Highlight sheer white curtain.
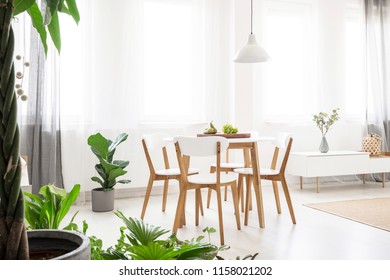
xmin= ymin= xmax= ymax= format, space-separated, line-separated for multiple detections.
xmin=366 ymin=0 xmax=390 ymax=151
xmin=59 ymin=0 xmax=234 ymax=192
xmin=253 ymin=0 xmax=366 ymax=124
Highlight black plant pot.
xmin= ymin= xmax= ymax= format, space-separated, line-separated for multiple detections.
xmin=91 ymin=188 xmax=115 ymax=212
xmin=28 ymin=230 xmax=90 ymax=260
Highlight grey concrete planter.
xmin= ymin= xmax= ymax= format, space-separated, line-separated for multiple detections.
xmin=91 ymin=188 xmax=115 ymax=212
xmin=28 ymin=230 xmax=90 ymax=260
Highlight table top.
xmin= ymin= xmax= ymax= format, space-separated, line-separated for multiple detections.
xmin=165 ymin=136 xmax=275 ymax=143
xmin=227 ymin=136 xmax=275 ymax=143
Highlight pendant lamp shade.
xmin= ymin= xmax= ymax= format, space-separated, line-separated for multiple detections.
xmin=234 ymin=34 xmax=270 ymax=63
xmin=234 ymin=0 xmax=270 ymax=63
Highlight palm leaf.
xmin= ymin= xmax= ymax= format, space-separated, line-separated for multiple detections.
xmin=127 ymin=243 xmax=177 ymax=260
xmin=115 ymin=211 xmax=168 ymax=246
xmin=175 ymin=243 xmax=219 ymax=260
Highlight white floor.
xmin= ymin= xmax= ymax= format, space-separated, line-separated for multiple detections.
xmin=69 ymin=180 xmax=390 ymax=260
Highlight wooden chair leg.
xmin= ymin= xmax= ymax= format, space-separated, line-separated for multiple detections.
xmin=141 ymin=177 xmax=154 ymax=220
xmin=181 ymin=188 xmax=187 ymax=226
xmin=245 ymin=175 xmax=252 ymax=210
xmin=244 ymin=177 xmax=251 ymax=226
xmin=195 ymin=189 xmax=203 ymax=226
xmin=280 ymin=177 xmax=296 ymax=224
xmin=237 ymin=174 xmax=245 ymax=212
xmin=206 ymin=188 xmax=212 ymax=208
xmin=215 ymin=187 xmax=225 ymax=245
xmin=173 ymin=188 xmax=187 ymax=234
xmin=224 ymin=186 xmax=228 ymax=201
xmin=199 ymin=189 xmax=204 ymax=216
xmin=162 ymin=179 xmax=169 ymax=212
xmin=231 ymin=182 xmax=241 ymax=230
xmin=252 ymin=175 xmax=265 ymax=228
xmin=272 ymin=180 xmax=282 ymax=214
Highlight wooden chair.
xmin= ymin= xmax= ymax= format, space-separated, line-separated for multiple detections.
xmin=234 ymin=132 xmax=296 ymax=226
xmin=140 ymin=133 xmax=199 ymax=220
xmin=206 ymin=132 xmax=259 ymax=209
xmin=172 ymin=136 xmax=241 ymax=245
xmin=207 ymin=154 xmax=245 ymax=208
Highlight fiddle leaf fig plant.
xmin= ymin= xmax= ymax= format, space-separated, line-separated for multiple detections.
xmin=88 ymin=133 xmax=131 ymax=191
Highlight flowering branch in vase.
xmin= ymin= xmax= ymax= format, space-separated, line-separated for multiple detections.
xmin=313 ymin=108 xmax=340 ymax=137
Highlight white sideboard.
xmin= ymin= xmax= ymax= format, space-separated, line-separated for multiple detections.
xmin=287 ymin=150 xmax=390 ymax=192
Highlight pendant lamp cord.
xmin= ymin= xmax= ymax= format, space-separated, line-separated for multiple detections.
xmin=250 ymin=0 xmax=253 ymax=34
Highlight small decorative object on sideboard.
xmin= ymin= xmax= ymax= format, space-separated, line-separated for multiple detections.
xmin=362 ymin=133 xmax=382 ymax=155
xmin=313 ymin=108 xmax=340 ymax=153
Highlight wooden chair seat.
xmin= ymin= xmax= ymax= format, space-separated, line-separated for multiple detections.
xmin=234 ymin=167 xmax=280 ymax=176
xmin=188 ymin=173 xmax=238 ymax=185
xmin=155 ymin=168 xmax=198 ymax=177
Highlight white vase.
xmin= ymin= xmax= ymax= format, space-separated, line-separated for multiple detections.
xmin=319 ymin=136 xmax=329 ymax=153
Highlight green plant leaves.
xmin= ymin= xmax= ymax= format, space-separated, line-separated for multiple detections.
xmin=27 ymin=3 xmax=49 ymax=55
xmin=88 ymin=133 xmax=130 ymax=190
xmin=47 ymin=10 xmax=61 ymax=53
xmin=109 ymin=133 xmax=128 ymax=154
xmin=24 ymin=184 xmax=80 ymax=229
xmin=65 ymin=0 xmax=80 ymax=24
xmin=88 ymin=133 xmax=109 ymax=160
xmin=55 ymin=184 xmax=80 ymax=227
xmin=127 ymin=243 xmax=177 ymax=260
xmin=115 ymin=211 xmax=169 ymax=246
xmin=14 ymin=0 xmax=35 ymax=16
xmin=16 ymin=0 xmax=80 ymax=55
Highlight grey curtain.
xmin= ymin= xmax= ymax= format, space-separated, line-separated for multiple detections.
xmin=365 ymin=0 xmax=390 ymax=182
xmin=20 ymin=26 xmax=64 ymax=194
xmin=365 ymin=0 xmax=390 ymax=151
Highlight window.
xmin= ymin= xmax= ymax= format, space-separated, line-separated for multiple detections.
xmin=257 ymin=0 xmax=366 ymax=122
xmin=141 ymin=0 xmax=204 ymax=122
xmin=345 ymin=2 xmax=365 ymax=119
xmin=261 ymin=0 xmax=315 ymax=121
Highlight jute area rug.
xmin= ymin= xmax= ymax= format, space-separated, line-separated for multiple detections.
xmin=305 ymin=197 xmax=390 ymax=232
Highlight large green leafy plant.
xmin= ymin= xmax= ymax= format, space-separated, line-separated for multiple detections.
xmin=88 ymin=133 xmax=131 ymax=191
xmin=24 ymin=184 xmax=80 ymax=230
xmin=0 ymin=0 xmax=79 ymax=259
xmin=91 ymin=211 xmax=226 ymax=260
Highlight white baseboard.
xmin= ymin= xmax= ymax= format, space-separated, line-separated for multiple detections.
xmin=76 ymin=184 xmax=180 ymax=205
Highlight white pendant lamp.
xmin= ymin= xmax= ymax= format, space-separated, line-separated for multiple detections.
xmin=234 ymin=0 xmax=270 ymax=63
